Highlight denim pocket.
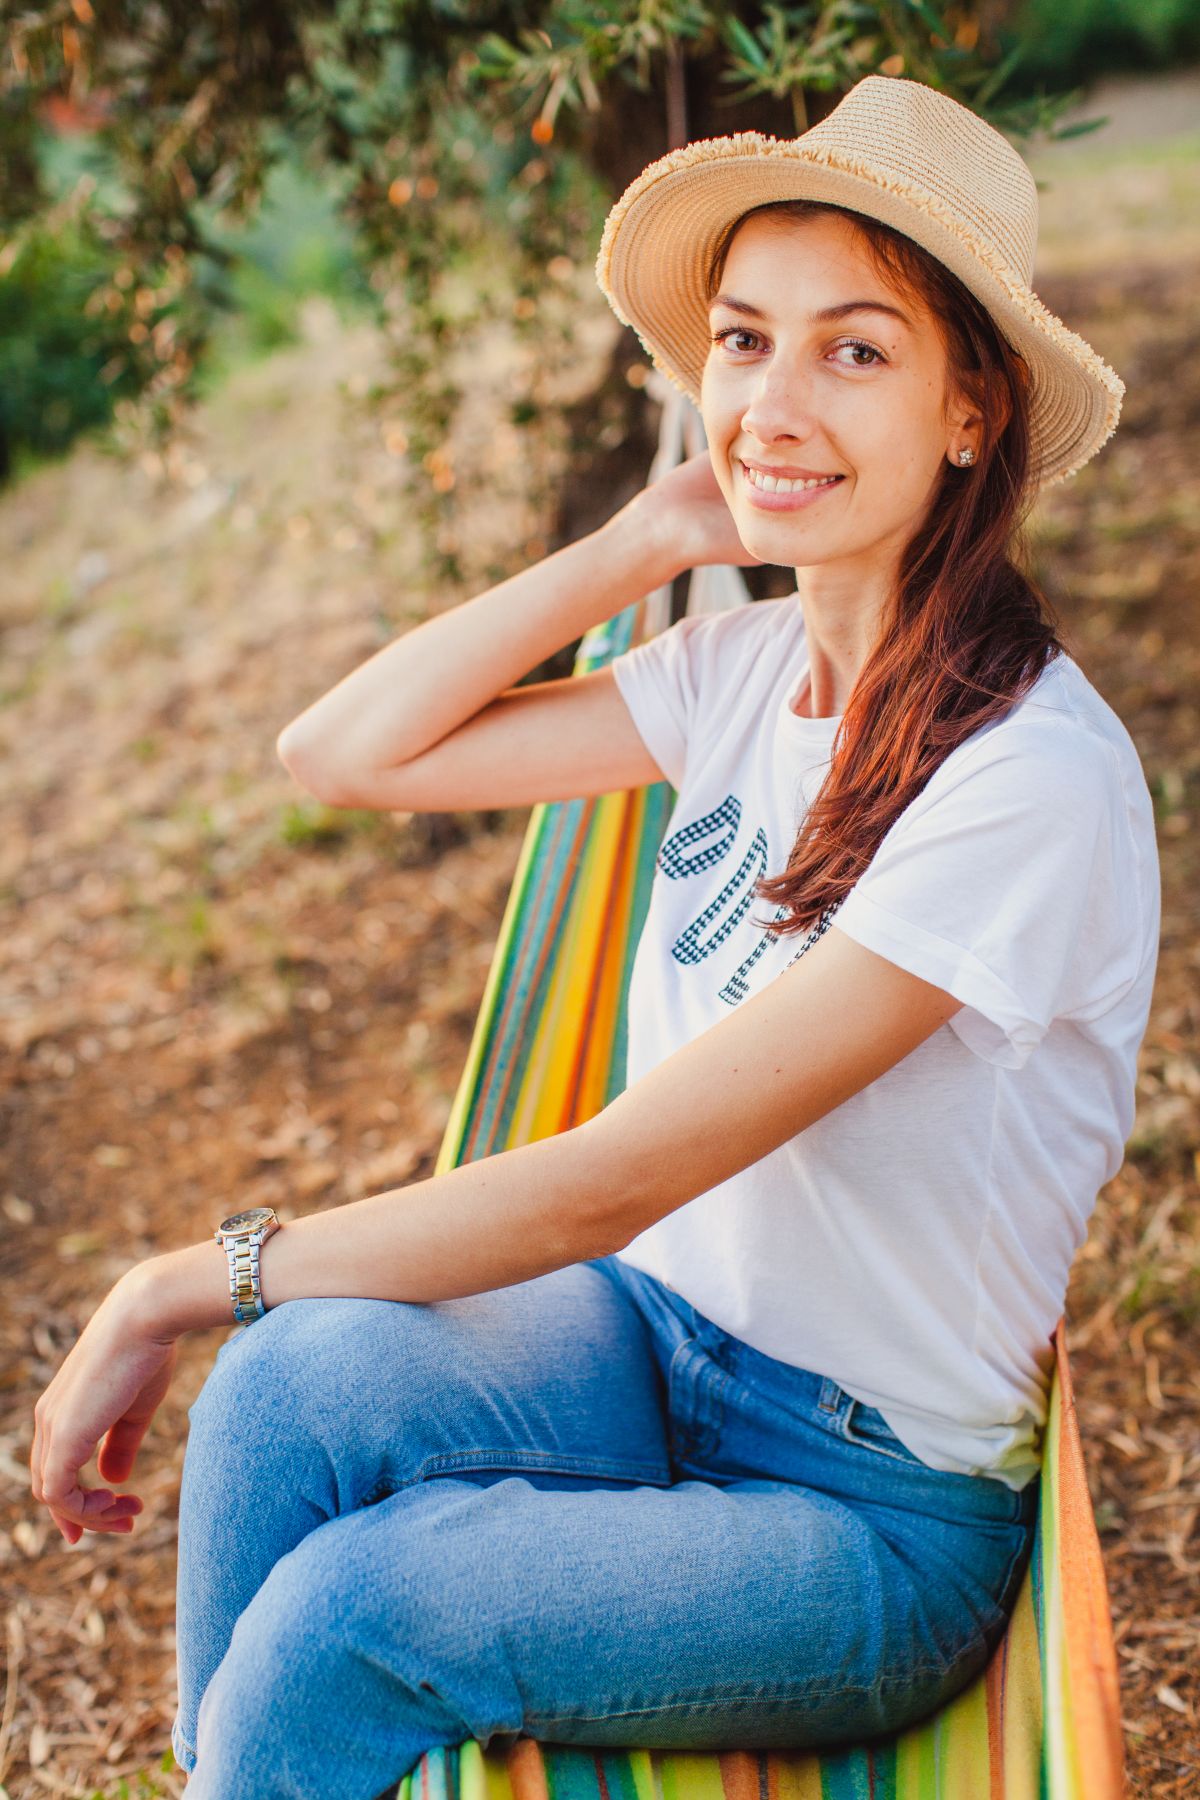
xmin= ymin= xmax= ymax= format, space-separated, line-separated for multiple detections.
xmin=667 ymin=1336 xmax=729 ymax=1459
xmin=842 ymin=1399 xmax=926 ymax=1466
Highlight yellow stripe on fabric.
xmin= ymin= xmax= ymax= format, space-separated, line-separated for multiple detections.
xmin=896 ymin=1713 xmax=939 ymax=1798
xmin=626 ymin=1749 xmax=661 ymax=1800
xmin=657 ymin=1753 xmax=728 ymax=1800
xmin=508 ymin=793 xmax=629 ymax=1144
xmin=457 ymin=1743 xmax=489 ymax=1800
xmin=771 ymin=1754 xmax=824 ymax=1800
xmin=550 ymin=789 xmax=639 ymax=1126
xmin=1040 ymin=1378 xmax=1074 ymax=1798
xmin=931 ymin=1664 xmax=990 ymax=1798
xmin=1002 ymin=1577 xmax=1043 ymax=1800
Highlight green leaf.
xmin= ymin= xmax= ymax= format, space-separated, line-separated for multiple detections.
xmin=1051 ymin=114 xmax=1109 ymax=141
xmin=903 ymin=0 xmax=952 ymax=43
xmin=723 ymin=15 xmax=769 ymax=71
xmin=971 ymin=41 xmax=1026 ymax=110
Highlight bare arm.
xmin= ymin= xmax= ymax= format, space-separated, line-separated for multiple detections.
xmin=133 ymin=925 xmax=963 ymax=1329
xmin=276 ymin=501 xmax=679 ymax=803
xmin=30 ymin=923 xmax=962 ymax=1540
xmin=275 ymin=453 xmax=761 ymax=810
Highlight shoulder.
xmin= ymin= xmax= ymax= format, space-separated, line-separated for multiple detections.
xmin=663 ymin=594 xmax=800 ymax=653
xmin=921 ymin=652 xmax=1147 ymax=815
xmin=614 ymin=595 xmax=803 ymax=693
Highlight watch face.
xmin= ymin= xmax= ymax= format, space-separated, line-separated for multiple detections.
xmin=219 ymin=1207 xmax=276 ymax=1235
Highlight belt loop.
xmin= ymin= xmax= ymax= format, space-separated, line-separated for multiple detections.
xmin=817 ymin=1375 xmax=842 ymax=1414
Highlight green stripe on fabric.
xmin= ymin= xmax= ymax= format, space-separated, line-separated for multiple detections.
xmin=541 ymin=1745 xmax=609 ymax=1800
xmin=866 ymin=1743 xmax=899 ymax=1800
xmin=438 ymin=800 xmax=550 ymax=1166
xmin=627 ymin=1749 xmax=661 ymax=1800
xmin=818 ymin=1745 xmax=894 ymax=1800
xmin=595 ymin=1750 xmax=647 ymax=1800
xmin=896 ymin=1723 xmax=937 ymax=1798
xmin=576 ymin=604 xmax=640 ymax=674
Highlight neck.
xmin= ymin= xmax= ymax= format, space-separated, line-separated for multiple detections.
xmin=790 ymin=556 xmax=893 ymax=719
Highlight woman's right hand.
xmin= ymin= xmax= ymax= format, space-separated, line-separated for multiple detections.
xmin=30 ymin=1268 xmax=180 ymax=1544
xmin=619 ymin=451 xmax=765 ymax=577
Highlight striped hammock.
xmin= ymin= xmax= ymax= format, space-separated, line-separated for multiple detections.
xmin=409 ymin=387 xmax=1125 ymax=1800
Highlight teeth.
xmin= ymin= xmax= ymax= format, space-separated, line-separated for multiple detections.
xmin=741 ymin=464 xmax=840 ymax=493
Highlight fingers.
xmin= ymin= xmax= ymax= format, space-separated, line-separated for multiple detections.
xmin=31 ymin=1415 xmax=146 ymax=1541
xmin=50 ymin=1506 xmax=135 ymax=1546
xmin=52 ymin=1512 xmax=83 ymax=1547
xmin=44 ymin=1486 xmax=145 ymax=1541
xmin=96 ymin=1416 xmax=150 ymax=1484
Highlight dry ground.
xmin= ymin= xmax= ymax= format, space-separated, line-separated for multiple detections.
xmin=1 ymin=74 xmax=1198 ymax=1799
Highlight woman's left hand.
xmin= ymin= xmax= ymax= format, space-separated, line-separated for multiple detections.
xmin=30 ymin=1270 xmax=180 ymax=1546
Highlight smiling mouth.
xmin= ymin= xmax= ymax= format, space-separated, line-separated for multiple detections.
xmin=737 ymin=461 xmax=845 ymax=494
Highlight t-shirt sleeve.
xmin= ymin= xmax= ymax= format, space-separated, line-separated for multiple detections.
xmin=609 ymin=613 xmax=710 ymax=789
xmin=831 ymin=723 xmax=1146 ymax=1071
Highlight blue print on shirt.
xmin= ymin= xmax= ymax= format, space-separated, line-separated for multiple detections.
xmin=657 ymin=792 xmax=843 ymax=1006
xmin=655 ymin=793 xmax=741 ymax=879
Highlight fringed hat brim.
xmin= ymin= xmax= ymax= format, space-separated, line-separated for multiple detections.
xmin=595 ymin=133 xmax=1124 ymax=491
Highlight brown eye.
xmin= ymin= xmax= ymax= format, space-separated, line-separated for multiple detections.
xmin=831 ymin=339 xmax=886 ymax=368
xmin=711 ymin=327 xmax=762 ymax=353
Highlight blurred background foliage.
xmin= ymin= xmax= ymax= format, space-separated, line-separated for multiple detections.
xmin=0 ymin=0 xmax=1195 ymax=575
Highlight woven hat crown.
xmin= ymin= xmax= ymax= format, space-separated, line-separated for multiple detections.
xmin=797 ymin=76 xmax=1038 ymax=284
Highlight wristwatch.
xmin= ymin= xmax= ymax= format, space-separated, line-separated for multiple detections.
xmin=213 ymin=1207 xmax=281 ymax=1326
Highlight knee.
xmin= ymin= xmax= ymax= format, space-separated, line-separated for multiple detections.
xmin=184 ymin=1296 xmax=468 ymax=1523
xmin=188 ymin=1297 xmax=400 ymax=1439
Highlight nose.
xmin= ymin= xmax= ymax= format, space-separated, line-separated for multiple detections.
xmin=738 ymin=354 xmax=818 ymax=449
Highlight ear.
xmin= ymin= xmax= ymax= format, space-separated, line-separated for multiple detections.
xmin=945 ymin=393 xmax=984 ymax=469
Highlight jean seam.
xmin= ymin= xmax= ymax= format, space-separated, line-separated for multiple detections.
xmin=524 ymin=1664 xmax=959 ymax=1727
xmin=409 ymin=1448 xmax=670 ymax=1486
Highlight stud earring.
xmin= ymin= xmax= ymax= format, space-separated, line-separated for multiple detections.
xmin=957 ymin=446 xmax=976 ymax=466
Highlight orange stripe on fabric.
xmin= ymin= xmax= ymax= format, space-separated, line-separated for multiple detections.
xmin=985 ymin=1634 xmax=1007 ymax=1799
xmin=508 ymin=797 xmax=624 ymax=1141
xmin=566 ymin=790 xmax=642 ymax=1124
xmin=505 ymin=1739 xmax=550 ymax=1800
xmin=1052 ymin=1321 xmax=1125 ymax=1798
xmin=557 ymin=793 xmax=637 ymax=1128
xmin=714 ymin=1751 xmax=761 ymax=1800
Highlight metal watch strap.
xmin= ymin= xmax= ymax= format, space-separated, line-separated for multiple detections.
xmin=225 ymin=1232 xmax=268 ymax=1327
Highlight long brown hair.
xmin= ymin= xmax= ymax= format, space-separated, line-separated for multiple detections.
xmin=705 ymin=199 xmax=1067 ymax=943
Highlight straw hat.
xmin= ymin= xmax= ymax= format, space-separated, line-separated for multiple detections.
xmin=594 ymin=75 xmax=1123 ymax=489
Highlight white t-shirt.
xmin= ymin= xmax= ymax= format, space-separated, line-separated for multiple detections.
xmin=609 ymin=593 xmax=1160 ymax=1490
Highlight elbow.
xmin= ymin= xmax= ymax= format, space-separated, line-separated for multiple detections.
xmin=569 ymin=1117 xmax=669 ymax=1255
xmin=275 ymin=722 xmax=355 ymax=807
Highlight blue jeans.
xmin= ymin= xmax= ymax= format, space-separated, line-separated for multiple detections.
xmin=171 ymin=1254 xmax=1038 ymax=1799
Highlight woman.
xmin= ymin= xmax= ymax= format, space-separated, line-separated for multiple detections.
xmin=30 ymin=76 xmax=1159 ymax=1799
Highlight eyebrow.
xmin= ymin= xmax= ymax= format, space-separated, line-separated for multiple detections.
xmin=709 ymin=295 xmax=914 ymax=330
